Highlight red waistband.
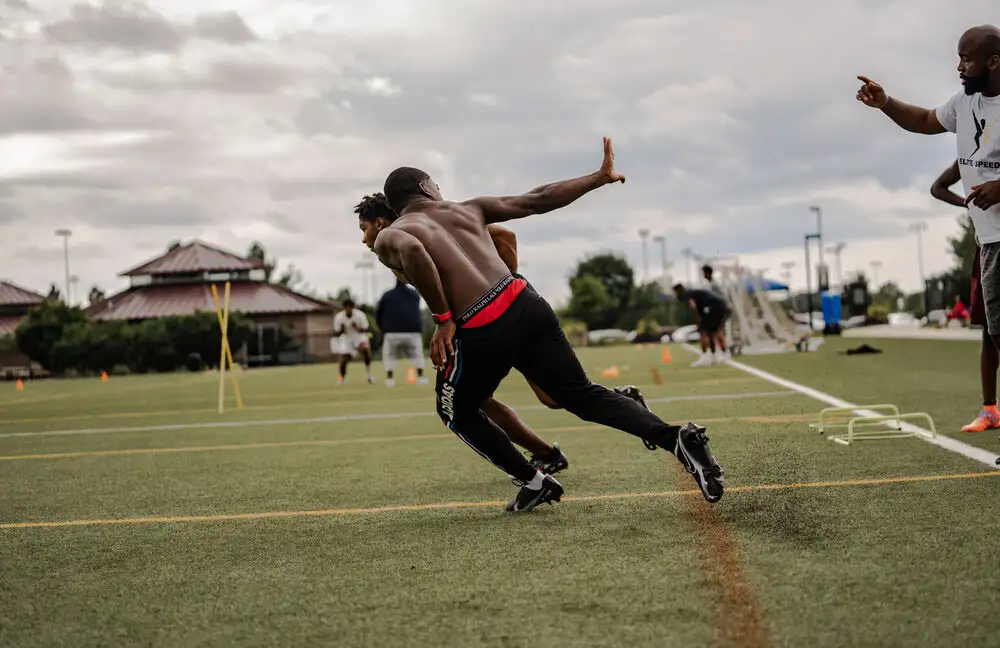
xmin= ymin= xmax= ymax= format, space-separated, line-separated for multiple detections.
xmin=461 ymin=278 xmax=527 ymax=328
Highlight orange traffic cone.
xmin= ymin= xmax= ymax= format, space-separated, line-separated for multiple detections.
xmin=661 ymin=346 xmax=672 ymax=364
xmin=406 ymin=367 xmax=417 ymax=384
xmin=651 ymin=368 xmax=663 ymax=385
xmin=600 ymin=365 xmax=620 ymax=379
xmin=16 ymin=378 xmax=23 ymax=391
xmin=101 ymin=371 xmax=108 ymax=382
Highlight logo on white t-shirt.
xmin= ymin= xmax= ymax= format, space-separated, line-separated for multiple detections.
xmin=936 ymin=92 xmax=1000 ymax=242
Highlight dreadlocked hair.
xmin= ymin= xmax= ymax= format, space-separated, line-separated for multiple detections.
xmin=354 ymin=192 xmax=395 ymax=223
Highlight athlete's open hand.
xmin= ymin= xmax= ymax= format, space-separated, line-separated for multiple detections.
xmin=599 ymin=137 xmax=626 ymax=185
xmin=967 ymin=180 xmax=1000 ymax=210
xmin=856 ymin=76 xmax=888 ymax=109
xmin=430 ymin=320 xmax=456 ymax=369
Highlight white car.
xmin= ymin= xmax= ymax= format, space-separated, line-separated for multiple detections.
xmin=670 ymin=325 xmax=701 ymax=343
xmin=587 ymin=329 xmax=631 ymax=345
xmin=888 ymin=312 xmax=920 ymax=327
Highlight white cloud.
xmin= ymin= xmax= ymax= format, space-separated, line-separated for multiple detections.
xmin=0 ymin=0 xmax=993 ymax=310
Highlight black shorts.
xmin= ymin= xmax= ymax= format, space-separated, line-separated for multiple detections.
xmin=436 ymin=288 xmax=589 ymax=430
xmin=699 ymin=308 xmax=730 ymax=334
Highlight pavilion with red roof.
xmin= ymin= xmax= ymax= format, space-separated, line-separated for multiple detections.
xmin=87 ymin=241 xmax=337 ymax=365
xmin=0 ymin=280 xmax=45 ymax=338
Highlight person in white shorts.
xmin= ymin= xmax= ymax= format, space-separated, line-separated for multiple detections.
xmin=332 ymin=299 xmax=374 ymax=385
xmin=376 ymin=278 xmax=428 ymax=386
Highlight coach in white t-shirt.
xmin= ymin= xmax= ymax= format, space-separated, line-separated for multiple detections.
xmin=332 ymin=298 xmax=374 ymax=385
xmin=857 ymin=24 xmax=1000 ymax=434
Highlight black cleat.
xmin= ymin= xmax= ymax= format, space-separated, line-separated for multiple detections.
xmin=666 ymin=423 xmax=725 ymax=503
xmin=505 ymin=474 xmax=564 ymax=513
xmin=529 ymin=442 xmax=569 ymax=475
xmin=614 ymin=384 xmax=648 ymax=409
xmin=616 ymin=384 xmax=725 ymax=503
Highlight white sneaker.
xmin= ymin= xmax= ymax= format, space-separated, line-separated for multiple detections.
xmin=337 ymin=376 xmax=345 ymax=386
xmin=690 ymin=354 xmax=713 ymax=368
xmin=367 ymin=375 xmax=375 ymax=385
xmin=386 ymin=378 xmax=396 ymax=387
xmin=417 ymin=377 xmax=428 ymax=386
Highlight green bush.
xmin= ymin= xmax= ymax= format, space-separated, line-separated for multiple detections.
xmin=14 ymin=300 xmax=88 ymax=371
xmin=866 ymin=304 xmax=889 ymax=325
xmin=558 ymin=318 xmax=588 ymax=346
xmin=16 ymin=306 xmax=254 ymax=375
xmin=636 ymin=317 xmax=661 ymax=337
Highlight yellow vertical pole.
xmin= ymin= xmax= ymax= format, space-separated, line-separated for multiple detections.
xmin=211 ymin=283 xmax=243 ymax=409
xmin=216 ymin=282 xmax=232 ymax=414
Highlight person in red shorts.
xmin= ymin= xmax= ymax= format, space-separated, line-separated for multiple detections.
xmin=947 ymin=296 xmax=970 ymax=324
xmin=931 ymin=160 xmax=996 ymax=432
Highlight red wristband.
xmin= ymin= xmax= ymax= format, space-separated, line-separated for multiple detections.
xmin=432 ymin=311 xmax=452 ymax=325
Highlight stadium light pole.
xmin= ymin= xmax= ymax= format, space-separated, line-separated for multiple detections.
xmin=70 ymin=275 xmax=80 ymax=306
xmin=54 ymin=229 xmax=72 ymax=303
xmin=638 ymin=229 xmax=650 ymax=283
xmin=681 ymin=248 xmax=694 ymax=284
xmin=909 ymin=222 xmax=929 ymax=315
xmin=870 ymin=260 xmax=882 ymax=288
xmin=781 ymin=261 xmax=795 ymax=288
xmin=809 ymin=206 xmax=824 ymax=273
xmin=652 ymin=235 xmax=667 ymax=280
xmin=355 ymin=259 xmax=374 ymax=305
xmin=827 ymin=242 xmax=846 ymax=288
xmin=805 ymin=234 xmax=821 ymax=331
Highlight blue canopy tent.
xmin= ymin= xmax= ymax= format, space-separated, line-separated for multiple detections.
xmin=744 ymin=277 xmax=789 ymax=294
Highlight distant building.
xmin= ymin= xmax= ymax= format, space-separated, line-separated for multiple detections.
xmin=86 ymin=241 xmax=337 ymax=365
xmin=0 ymin=281 xmax=45 ymax=337
xmin=0 ymin=281 xmax=46 ymax=373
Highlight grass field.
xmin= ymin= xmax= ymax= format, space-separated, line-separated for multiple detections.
xmin=2 ymin=337 xmax=1000 ymax=648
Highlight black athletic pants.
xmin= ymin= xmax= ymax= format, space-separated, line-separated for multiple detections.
xmin=436 ymin=288 xmax=681 ymax=482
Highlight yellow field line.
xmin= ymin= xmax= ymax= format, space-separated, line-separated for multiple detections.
xmin=0 ymin=415 xmax=815 ymax=462
xmin=3 ymin=471 xmax=997 ymax=530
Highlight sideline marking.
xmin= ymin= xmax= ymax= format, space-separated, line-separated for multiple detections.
xmin=0 ymin=390 xmax=799 ymax=439
xmin=0 ymin=376 xmax=761 ymax=425
xmin=683 ymin=345 xmax=1000 ymax=470
xmin=3 ymin=470 xmax=997 ymax=530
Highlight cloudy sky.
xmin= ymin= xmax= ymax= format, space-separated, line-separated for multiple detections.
xmin=0 ymin=0 xmax=994 ymax=306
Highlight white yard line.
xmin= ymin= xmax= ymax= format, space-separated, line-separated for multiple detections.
xmin=682 ymin=344 xmax=1000 ymax=469
xmin=0 ymin=390 xmax=798 ymax=439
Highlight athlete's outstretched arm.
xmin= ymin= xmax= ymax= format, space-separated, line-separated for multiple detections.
xmin=856 ymin=76 xmax=945 ymax=135
xmin=931 ymin=161 xmax=966 ymax=208
xmin=374 ymin=229 xmax=449 ymax=316
xmin=465 ymin=137 xmax=626 ymax=224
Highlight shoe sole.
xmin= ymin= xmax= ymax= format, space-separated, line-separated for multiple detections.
xmin=673 ymin=425 xmax=725 ymax=503
xmin=537 ymin=459 xmax=569 ymax=475
xmin=506 ymin=482 xmax=564 ymax=513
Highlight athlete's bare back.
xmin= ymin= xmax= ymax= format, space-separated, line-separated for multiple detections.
xmin=384 ymin=203 xmax=511 ymax=317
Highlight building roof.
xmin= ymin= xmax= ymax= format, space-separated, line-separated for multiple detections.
xmin=0 ymin=281 xmax=44 ymax=308
xmin=121 ymin=240 xmax=265 ymax=277
xmin=0 ymin=315 xmax=25 ymax=336
xmin=87 ymin=282 xmax=333 ymax=321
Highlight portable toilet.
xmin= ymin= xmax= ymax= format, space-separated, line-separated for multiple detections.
xmin=821 ymin=292 xmax=843 ymax=334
